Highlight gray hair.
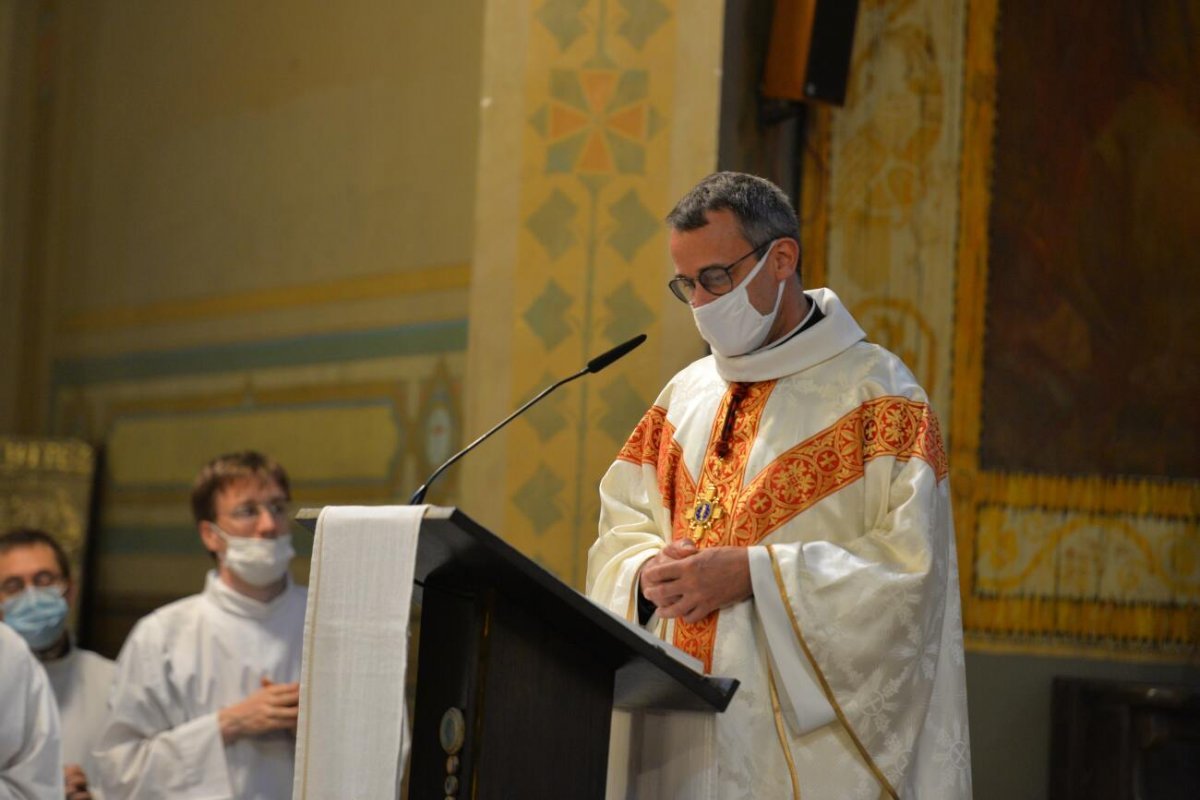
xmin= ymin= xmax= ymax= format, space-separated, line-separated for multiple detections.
xmin=665 ymin=172 xmax=800 ymax=250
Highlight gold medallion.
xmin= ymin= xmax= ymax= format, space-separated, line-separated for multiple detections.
xmin=688 ymin=485 xmax=724 ymax=543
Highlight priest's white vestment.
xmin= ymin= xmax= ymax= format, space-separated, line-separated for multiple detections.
xmin=95 ymin=571 xmax=306 ymax=799
xmin=588 ymin=289 xmax=972 ymax=799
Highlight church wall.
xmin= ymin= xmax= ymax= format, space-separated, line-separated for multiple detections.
xmin=460 ymin=0 xmax=725 ymax=585
xmin=0 ymin=0 xmax=38 ymax=433
xmin=6 ymin=0 xmax=485 ymax=654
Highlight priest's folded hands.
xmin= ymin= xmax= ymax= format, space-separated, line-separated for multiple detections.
xmin=639 ymin=539 xmax=753 ymax=623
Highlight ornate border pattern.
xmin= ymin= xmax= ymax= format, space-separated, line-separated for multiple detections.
xmin=616 ymin=390 xmax=950 ymax=671
xmin=952 ymin=0 xmax=1199 ymax=657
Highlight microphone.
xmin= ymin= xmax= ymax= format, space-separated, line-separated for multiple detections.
xmin=409 ymin=334 xmax=648 ymax=504
xmin=586 ymin=333 xmax=646 ymax=373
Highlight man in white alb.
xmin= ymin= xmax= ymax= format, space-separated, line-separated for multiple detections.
xmin=0 ymin=528 xmax=116 ymax=799
xmin=588 ymin=172 xmax=972 ymax=799
xmin=0 ymin=620 xmax=63 ymax=799
xmin=95 ymin=451 xmax=306 ymax=799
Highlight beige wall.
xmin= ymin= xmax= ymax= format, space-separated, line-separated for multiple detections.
xmin=1 ymin=0 xmax=485 ymax=651
xmin=0 ymin=1 xmax=37 ymax=432
xmin=47 ymin=0 xmax=482 ymax=364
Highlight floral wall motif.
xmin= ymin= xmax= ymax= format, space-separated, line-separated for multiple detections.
xmin=823 ymin=0 xmax=1198 ymax=658
xmin=463 ymin=0 xmax=720 ymax=585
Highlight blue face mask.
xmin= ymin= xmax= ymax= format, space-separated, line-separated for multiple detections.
xmin=2 ymin=585 xmax=69 ymax=651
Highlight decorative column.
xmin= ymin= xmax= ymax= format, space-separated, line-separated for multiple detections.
xmin=462 ymin=0 xmax=723 ymax=586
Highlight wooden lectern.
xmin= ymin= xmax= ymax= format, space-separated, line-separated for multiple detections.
xmin=300 ymin=506 xmax=737 ymax=800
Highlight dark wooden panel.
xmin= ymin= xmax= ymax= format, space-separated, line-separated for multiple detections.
xmin=474 ymin=593 xmax=613 ymax=800
xmin=1050 ymin=677 xmax=1200 ymax=800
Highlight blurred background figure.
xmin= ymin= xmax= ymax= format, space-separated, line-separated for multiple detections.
xmin=0 ymin=621 xmax=63 ymax=799
xmin=0 ymin=528 xmax=113 ymax=800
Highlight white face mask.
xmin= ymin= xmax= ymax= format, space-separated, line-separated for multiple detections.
xmin=214 ymin=527 xmax=294 ymax=587
xmin=691 ymin=241 xmax=783 ymax=357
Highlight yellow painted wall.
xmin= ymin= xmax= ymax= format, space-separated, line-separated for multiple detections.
xmin=462 ymin=0 xmax=723 ymax=586
xmin=2 ymin=0 xmax=485 ymax=652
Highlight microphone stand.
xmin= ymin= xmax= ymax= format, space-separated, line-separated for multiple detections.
xmin=409 ymin=334 xmax=647 ymax=504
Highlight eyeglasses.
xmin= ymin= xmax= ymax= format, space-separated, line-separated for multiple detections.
xmin=0 ymin=572 xmax=66 ymax=600
xmin=222 ymin=499 xmax=292 ymax=523
xmin=667 ymin=242 xmax=770 ymax=304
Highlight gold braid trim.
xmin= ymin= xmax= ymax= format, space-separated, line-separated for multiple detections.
xmin=766 ymin=546 xmax=899 ymax=800
xmin=766 ymin=661 xmax=802 ymax=800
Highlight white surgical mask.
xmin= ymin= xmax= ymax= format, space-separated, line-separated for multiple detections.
xmin=691 ymin=241 xmax=784 ymax=357
xmin=214 ymin=527 xmax=294 ymax=587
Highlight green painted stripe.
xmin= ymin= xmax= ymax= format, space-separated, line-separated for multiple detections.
xmin=54 ymin=319 xmax=468 ymax=386
xmin=99 ymin=525 xmax=315 ymax=558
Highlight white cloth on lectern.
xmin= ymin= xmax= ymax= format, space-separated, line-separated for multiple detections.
xmin=292 ymin=506 xmax=423 ymax=800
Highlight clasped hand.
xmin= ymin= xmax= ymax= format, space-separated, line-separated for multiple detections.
xmin=639 ymin=539 xmax=752 ymax=624
xmin=218 ymin=676 xmax=300 ymax=744
xmin=64 ymin=763 xmax=92 ymax=800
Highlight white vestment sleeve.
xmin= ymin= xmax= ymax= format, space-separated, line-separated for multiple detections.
xmin=748 ymin=546 xmax=836 ymax=735
xmin=588 ymin=459 xmax=670 ymax=624
xmin=0 ymin=628 xmax=63 ymax=800
xmin=753 ymin=453 xmax=957 ymax=792
xmin=94 ymin=624 xmax=232 ymax=799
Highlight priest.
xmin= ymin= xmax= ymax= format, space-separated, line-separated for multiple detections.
xmin=588 ymin=172 xmax=972 ymax=799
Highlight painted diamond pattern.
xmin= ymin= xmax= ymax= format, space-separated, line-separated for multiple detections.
xmin=536 ymin=0 xmax=588 ymax=51
xmin=607 ymin=189 xmax=659 ymax=262
xmin=598 ymin=375 xmax=648 ymax=443
xmin=606 ymin=70 xmax=649 ymax=112
xmin=617 ymin=0 xmax=670 ymax=50
xmin=535 ymin=68 xmax=655 ymax=175
xmin=522 ymin=371 xmax=569 ymax=441
xmin=523 ymin=279 xmax=574 ymax=350
xmin=513 ymin=462 xmax=566 ymax=532
xmin=528 ymin=104 xmax=549 ymax=136
xmin=526 ymin=189 xmax=579 ymax=259
xmin=603 ymin=281 xmax=655 ymax=344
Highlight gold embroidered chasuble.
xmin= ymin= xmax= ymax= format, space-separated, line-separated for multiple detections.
xmin=588 ymin=289 xmax=972 ymax=800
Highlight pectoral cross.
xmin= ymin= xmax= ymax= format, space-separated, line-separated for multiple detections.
xmin=688 ymin=485 xmax=724 ymax=544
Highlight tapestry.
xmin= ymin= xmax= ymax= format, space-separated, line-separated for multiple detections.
xmin=954 ymin=0 xmax=1200 ymax=658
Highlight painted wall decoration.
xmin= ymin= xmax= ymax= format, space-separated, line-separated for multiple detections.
xmin=817 ymin=0 xmax=1198 ymax=658
xmin=954 ymin=0 xmax=1200 ymax=658
xmin=463 ymin=0 xmax=721 ymax=587
xmin=51 ymin=313 xmax=466 ymax=655
xmin=823 ymin=0 xmax=964 ymax=425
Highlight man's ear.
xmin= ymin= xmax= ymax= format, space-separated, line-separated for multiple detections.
xmin=198 ymin=521 xmax=222 ymax=557
xmin=770 ymin=238 xmax=801 ymax=280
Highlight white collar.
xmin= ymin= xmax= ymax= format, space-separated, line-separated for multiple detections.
xmin=712 ymin=288 xmax=865 ymax=382
xmin=204 ymin=569 xmax=291 ymax=620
